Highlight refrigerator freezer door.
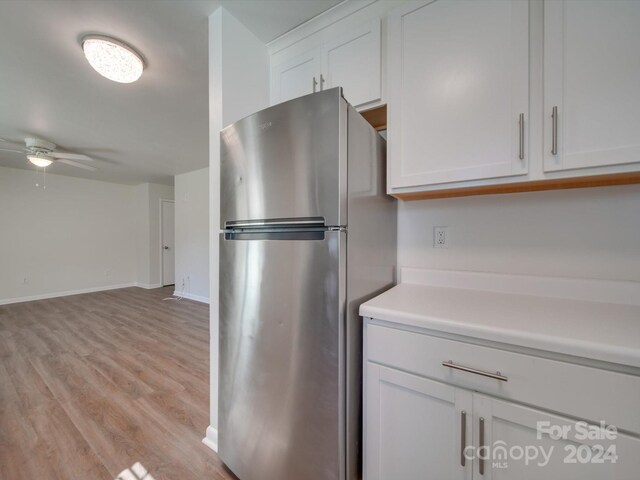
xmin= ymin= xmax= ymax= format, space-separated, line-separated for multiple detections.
xmin=219 ymin=230 xmax=346 ymax=480
xmin=220 ymin=88 xmax=347 ymax=228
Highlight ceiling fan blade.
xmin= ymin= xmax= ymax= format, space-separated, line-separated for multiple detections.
xmin=56 ymin=159 xmax=97 ymax=171
xmin=51 ymin=151 xmax=94 ymax=161
xmin=0 ymin=147 xmax=26 ymax=154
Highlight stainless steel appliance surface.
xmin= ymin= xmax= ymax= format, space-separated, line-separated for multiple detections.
xmin=219 ymin=88 xmax=397 ymax=480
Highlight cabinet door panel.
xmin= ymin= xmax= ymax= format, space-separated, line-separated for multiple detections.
xmin=323 ymin=19 xmax=381 ymax=108
xmin=473 ymin=393 xmax=640 ymax=479
xmin=544 ymin=0 xmax=640 ymax=172
xmin=388 ymin=0 xmax=529 ymax=189
xmin=365 ymin=363 xmax=472 ymax=480
xmin=271 ymin=48 xmax=321 ymax=105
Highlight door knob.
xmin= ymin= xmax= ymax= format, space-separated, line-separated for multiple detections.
xmin=163 ymin=246 xmax=169 ymax=250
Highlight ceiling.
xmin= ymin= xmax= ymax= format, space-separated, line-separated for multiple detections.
xmin=0 ymin=0 xmax=341 ymax=185
xmin=223 ymin=0 xmax=342 ymax=43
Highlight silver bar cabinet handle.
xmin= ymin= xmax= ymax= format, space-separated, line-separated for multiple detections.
xmin=312 ymin=76 xmax=318 ymax=93
xmin=479 ymin=417 xmax=485 ymax=475
xmin=551 ymin=106 xmax=558 ymax=155
xmin=320 ymin=74 xmax=325 ymax=91
xmin=442 ymin=360 xmax=508 ymax=382
xmin=518 ymin=113 xmax=525 ymax=160
xmin=460 ymin=411 xmax=467 ymax=467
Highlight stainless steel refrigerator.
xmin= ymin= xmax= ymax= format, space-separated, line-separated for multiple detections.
xmin=219 ymin=88 xmax=396 ymax=480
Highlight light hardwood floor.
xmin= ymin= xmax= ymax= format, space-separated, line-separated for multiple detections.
xmin=0 ymin=286 xmax=237 ymax=480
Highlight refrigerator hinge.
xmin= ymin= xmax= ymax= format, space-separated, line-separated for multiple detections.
xmin=327 ymin=226 xmax=346 ymax=232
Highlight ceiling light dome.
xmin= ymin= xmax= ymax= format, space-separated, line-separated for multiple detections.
xmin=28 ymin=153 xmax=53 ymax=168
xmin=81 ymin=35 xmax=144 ymax=83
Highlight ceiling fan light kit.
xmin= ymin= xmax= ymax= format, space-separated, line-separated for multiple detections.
xmin=0 ymin=137 xmax=97 ymax=172
xmin=27 ymin=153 xmax=53 ymax=167
xmin=81 ymin=34 xmax=145 ymax=83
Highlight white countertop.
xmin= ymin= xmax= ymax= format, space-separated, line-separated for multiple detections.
xmin=360 ymin=269 xmax=640 ymax=368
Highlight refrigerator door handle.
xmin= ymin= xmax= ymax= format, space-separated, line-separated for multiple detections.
xmin=224 ymin=230 xmax=328 ymax=241
xmin=225 ymin=217 xmax=325 ymax=229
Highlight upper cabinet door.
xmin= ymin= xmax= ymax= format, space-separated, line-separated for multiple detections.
xmin=270 ymin=47 xmax=321 ymax=105
xmin=322 ymin=19 xmax=382 ymax=108
xmin=388 ymin=0 xmax=529 ymax=190
xmin=544 ymin=0 xmax=640 ymax=172
xmin=365 ymin=363 xmax=472 ymax=480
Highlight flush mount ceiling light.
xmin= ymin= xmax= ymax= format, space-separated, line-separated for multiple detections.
xmin=81 ymin=34 xmax=144 ymax=83
xmin=27 ymin=153 xmax=53 ymax=168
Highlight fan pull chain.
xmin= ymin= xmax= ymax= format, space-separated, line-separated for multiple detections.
xmin=34 ymin=167 xmax=47 ymax=189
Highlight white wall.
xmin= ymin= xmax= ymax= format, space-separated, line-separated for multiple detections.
xmin=175 ymin=167 xmax=209 ymax=302
xmin=0 ymin=166 xmax=137 ymax=303
xmin=398 ymin=184 xmax=640 ymax=282
xmin=135 ymin=183 xmax=152 ymax=287
xmin=207 ymin=6 xmax=270 ymax=448
xmin=0 ymin=166 xmax=175 ymax=303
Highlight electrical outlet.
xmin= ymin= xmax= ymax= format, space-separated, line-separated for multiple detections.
xmin=433 ymin=226 xmax=448 ymax=248
xmin=22 ymin=276 xmax=29 ymax=285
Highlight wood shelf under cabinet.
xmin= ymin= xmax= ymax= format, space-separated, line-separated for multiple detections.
xmin=361 ymin=104 xmax=387 ymax=131
xmin=393 ymin=172 xmax=640 ymax=201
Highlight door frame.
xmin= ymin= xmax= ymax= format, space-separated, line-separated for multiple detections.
xmin=159 ymin=198 xmax=175 ymax=287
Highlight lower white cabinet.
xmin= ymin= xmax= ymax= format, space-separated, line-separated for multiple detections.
xmin=366 ymin=364 xmax=472 ymax=480
xmin=364 ymin=321 xmax=640 ymax=479
xmin=474 ymin=394 xmax=640 ymax=479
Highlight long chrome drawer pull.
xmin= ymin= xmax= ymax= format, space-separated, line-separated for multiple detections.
xmin=518 ymin=113 xmax=525 ymax=160
xmin=479 ymin=417 xmax=486 ymax=475
xmin=460 ymin=410 xmax=467 ymax=467
xmin=551 ymin=106 xmax=558 ymax=155
xmin=442 ymin=360 xmax=508 ymax=382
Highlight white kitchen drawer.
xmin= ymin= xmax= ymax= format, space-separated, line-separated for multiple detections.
xmin=367 ymin=323 xmax=640 ymax=434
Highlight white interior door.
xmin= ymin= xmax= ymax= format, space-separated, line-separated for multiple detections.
xmin=161 ymin=200 xmax=175 ymax=286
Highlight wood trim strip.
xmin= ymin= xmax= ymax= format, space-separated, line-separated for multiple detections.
xmin=361 ymin=104 xmax=387 ymax=131
xmin=392 ymin=172 xmax=640 ymax=201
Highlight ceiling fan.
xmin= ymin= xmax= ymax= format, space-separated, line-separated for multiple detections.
xmin=0 ymin=137 xmax=97 ymax=171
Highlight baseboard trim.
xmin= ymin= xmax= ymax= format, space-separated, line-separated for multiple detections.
xmin=135 ymin=282 xmax=163 ymax=289
xmin=0 ymin=282 xmax=137 ymax=306
xmin=173 ymin=290 xmax=210 ymax=304
xmin=202 ymin=426 xmax=218 ymax=452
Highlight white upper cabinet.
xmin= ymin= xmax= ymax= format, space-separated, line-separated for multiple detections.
xmin=387 ymin=0 xmax=530 ymax=190
xmin=270 ymin=47 xmax=322 ymax=105
xmin=322 ymin=19 xmax=382 ymax=108
xmin=544 ymin=0 xmax=640 ymax=173
xmin=268 ymin=2 xmax=383 ymax=110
